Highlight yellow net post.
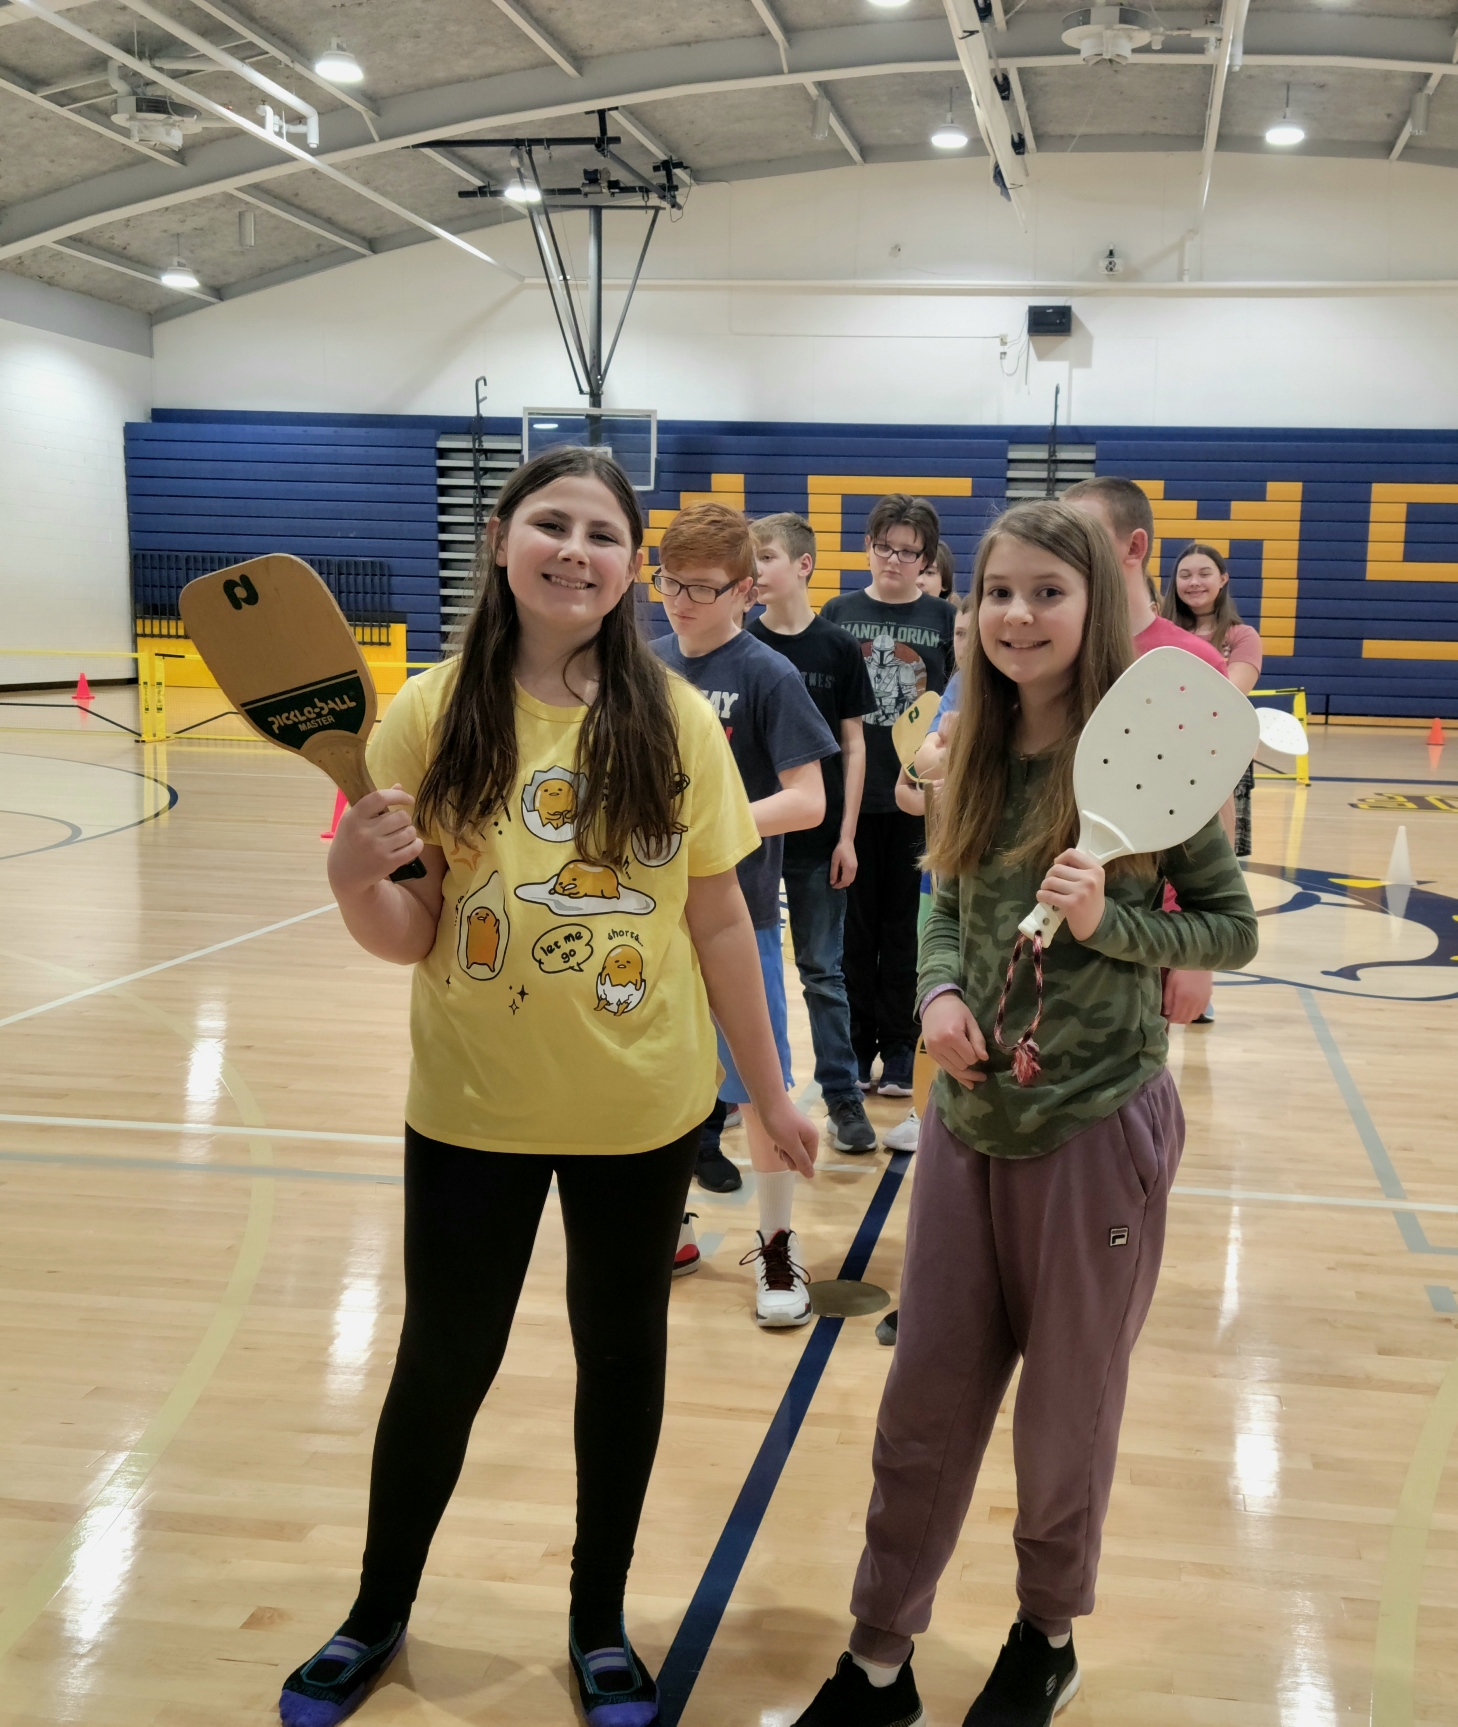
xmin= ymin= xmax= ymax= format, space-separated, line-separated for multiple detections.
xmin=138 ymin=648 xmax=167 ymax=744
xmin=1293 ymin=687 xmax=1311 ymax=788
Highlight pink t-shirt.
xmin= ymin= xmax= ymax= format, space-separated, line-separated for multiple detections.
xmin=1134 ymin=615 xmax=1229 ymax=675
xmin=1215 ymin=621 xmax=1263 ymax=674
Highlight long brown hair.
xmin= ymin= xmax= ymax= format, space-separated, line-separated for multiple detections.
xmin=1161 ymin=541 xmax=1244 ymax=652
xmin=928 ymin=500 xmax=1134 ymax=880
xmin=415 ymin=446 xmax=683 ymax=865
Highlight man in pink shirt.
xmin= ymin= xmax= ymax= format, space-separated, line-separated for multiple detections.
xmin=1064 ymin=477 xmax=1228 ymax=1025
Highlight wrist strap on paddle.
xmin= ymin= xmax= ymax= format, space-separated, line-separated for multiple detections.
xmin=992 ymin=932 xmax=1044 ymax=1087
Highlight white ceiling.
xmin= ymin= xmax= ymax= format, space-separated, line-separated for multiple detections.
xmin=0 ymin=0 xmax=1454 ymax=321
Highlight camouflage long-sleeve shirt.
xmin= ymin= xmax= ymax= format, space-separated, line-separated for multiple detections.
xmin=918 ymin=751 xmax=1259 ymax=1160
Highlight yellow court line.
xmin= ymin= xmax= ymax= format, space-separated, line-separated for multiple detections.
xmin=1371 ymin=1350 xmax=1458 ymax=1727
xmin=0 ymin=964 xmax=277 ymax=1667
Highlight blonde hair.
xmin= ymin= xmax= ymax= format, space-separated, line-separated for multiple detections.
xmin=928 ymin=500 xmax=1136 ymax=881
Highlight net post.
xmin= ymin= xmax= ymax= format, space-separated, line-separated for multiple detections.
xmin=139 ymin=648 xmax=167 ymax=743
xmin=1294 ymin=687 xmax=1310 ymax=788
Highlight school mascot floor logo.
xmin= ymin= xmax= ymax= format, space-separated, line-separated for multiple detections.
xmin=1228 ymin=863 xmax=1458 ymax=1001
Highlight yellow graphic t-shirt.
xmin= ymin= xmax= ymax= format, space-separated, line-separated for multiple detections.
xmin=367 ymin=661 xmax=759 ymax=1156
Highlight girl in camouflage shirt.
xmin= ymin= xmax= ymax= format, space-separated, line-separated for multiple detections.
xmin=794 ymin=501 xmax=1257 ymax=1727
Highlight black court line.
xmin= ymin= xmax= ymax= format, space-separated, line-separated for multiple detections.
xmin=657 ymin=1149 xmax=913 ymax=1727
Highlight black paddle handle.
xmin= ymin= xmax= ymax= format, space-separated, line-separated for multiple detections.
xmin=390 ymin=857 xmax=427 ymax=882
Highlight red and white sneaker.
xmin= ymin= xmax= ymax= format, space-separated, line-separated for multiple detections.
xmin=742 ymin=1228 xmax=812 ymax=1327
xmin=673 ymin=1213 xmax=701 ymax=1278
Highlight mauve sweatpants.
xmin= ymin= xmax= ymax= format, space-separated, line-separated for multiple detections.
xmin=849 ymin=1071 xmax=1184 ymax=1664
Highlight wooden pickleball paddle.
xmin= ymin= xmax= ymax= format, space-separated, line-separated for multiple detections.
xmin=1017 ymin=647 xmax=1258 ymax=942
xmin=179 ymin=554 xmax=426 ymax=881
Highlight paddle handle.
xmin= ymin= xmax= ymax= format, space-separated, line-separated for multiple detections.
xmin=304 ymin=732 xmax=427 ymax=882
xmin=1018 ymin=902 xmax=1066 ymax=943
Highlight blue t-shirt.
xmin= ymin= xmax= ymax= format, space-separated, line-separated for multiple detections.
xmin=651 ymin=629 xmax=838 ymax=928
xmin=935 ymin=672 xmax=961 ymax=729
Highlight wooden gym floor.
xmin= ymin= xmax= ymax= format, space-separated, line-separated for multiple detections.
xmin=1 ymin=687 xmax=1457 ymax=1727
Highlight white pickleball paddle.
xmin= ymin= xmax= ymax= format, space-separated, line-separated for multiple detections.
xmin=1256 ymin=705 xmax=1309 ymax=757
xmin=1018 ymin=647 xmax=1260 ymax=942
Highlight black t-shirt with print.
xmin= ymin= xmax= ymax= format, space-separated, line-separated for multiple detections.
xmin=650 ymin=629 xmax=838 ymax=927
xmin=747 ymin=613 xmax=876 ymax=864
xmin=819 ymin=590 xmax=957 ymax=813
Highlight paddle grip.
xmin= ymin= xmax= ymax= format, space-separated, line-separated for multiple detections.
xmin=390 ymin=857 xmax=427 ymax=883
xmin=1017 ymin=901 xmax=1066 ymax=943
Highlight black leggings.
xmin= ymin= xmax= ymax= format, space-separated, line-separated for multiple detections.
xmin=352 ymin=1124 xmax=699 ymax=1628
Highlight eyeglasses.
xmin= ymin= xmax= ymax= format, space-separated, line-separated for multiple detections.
xmin=652 ymin=570 xmax=742 ymax=605
xmin=869 ymin=540 xmax=927 ymax=567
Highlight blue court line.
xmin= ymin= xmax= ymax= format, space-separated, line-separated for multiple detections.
xmin=656 ymin=1149 xmax=913 ymax=1727
xmin=1299 ymin=989 xmax=1458 ymax=1257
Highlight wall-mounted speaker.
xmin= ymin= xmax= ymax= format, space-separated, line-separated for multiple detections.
xmin=1028 ymin=305 xmax=1073 ymax=336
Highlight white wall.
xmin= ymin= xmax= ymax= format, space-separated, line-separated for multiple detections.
xmin=153 ymin=150 xmax=1458 ymax=430
xmin=0 ymin=312 xmax=151 ymax=686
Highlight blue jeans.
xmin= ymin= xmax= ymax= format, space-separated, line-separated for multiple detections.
xmin=714 ymin=922 xmax=795 ymax=1106
xmin=782 ymin=851 xmax=861 ymax=1107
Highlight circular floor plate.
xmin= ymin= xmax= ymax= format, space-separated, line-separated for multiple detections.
xmin=809 ymin=1278 xmax=891 ymax=1317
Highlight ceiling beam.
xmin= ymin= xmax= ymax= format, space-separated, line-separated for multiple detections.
xmin=0 ymin=58 xmax=183 ymax=167
xmin=1197 ymin=0 xmax=1251 ymax=219
xmin=488 ymin=0 xmax=580 ymax=79
xmin=182 ymin=0 xmax=380 ymax=132
xmin=7 ymin=0 xmax=523 ymax=278
xmin=749 ymin=0 xmax=791 ymax=75
xmin=803 ymin=79 xmax=862 ymax=165
xmin=612 ymin=106 xmax=693 ymax=182
xmin=1391 ymin=31 xmax=1458 ymax=162
xmin=944 ymin=0 xmax=1028 ymax=223
xmin=0 ymin=19 xmax=961 ymax=261
xmin=417 ymin=143 xmax=492 ymax=186
xmin=51 ymin=235 xmax=219 ymax=300
xmin=1007 ymin=67 xmax=1035 ymax=155
xmin=9 ymin=12 xmax=1458 ymax=272
xmin=232 ymin=186 xmax=372 ymax=253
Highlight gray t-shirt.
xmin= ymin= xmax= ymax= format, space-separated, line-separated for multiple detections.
xmin=650 ymin=629 xmax=838 ymax=927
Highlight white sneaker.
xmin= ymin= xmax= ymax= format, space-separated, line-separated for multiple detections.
xmin=742 ymin=1228 xmax=812 ymax=1328
xmin=883 ymin=1110 xmax=922 ymax=1153
xmin=673 ymin=1212 xmax=700 ymax=1277
xmin=724 ymin=1105 xmax=743 ymax=1130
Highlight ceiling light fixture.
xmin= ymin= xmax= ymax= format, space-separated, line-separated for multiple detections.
xmin=930 ymin=88 xmax=969 ymax=150
xmin=1265 ymin=83 xmax=1305 ymax=147
xmin=503 ymin=178 xmax=542 ymax=204
xmin=314 ymin=39 xmax=364 ymax=84
xmin=868 ymin=0 xmax=913 ymax=8
xmin=160 ymin=256 xmax=200 ymax=290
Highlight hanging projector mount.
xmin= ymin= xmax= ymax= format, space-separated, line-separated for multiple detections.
xmin=412 ymin=111 xmax=687 ymax=409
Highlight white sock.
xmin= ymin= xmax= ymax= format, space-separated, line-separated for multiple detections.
xmin=1048 ymin=1631 xmax=1071 ymax=1649
xmin=851 ymin=1654 xmax=901 ymax=1688
xmin=756 ymin=1169 xmax=797 ymax=1237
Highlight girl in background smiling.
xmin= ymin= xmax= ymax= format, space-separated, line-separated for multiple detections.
xmin=280 ymin=447 xmax=817 ymax=1727
xmin=794 ymin=500 xmax=1256 ymax=1727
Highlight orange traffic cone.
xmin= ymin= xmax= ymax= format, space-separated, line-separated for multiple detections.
xmin=1427 ymin=718 xmax=1444 ymax=747
xmin=73 ymin=671 xmax=93 ymax=704
xmin=320 ymin=787 xmax=347 ymax=841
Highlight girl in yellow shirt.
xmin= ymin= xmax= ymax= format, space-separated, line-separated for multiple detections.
xmin=279 ymin=447 xmax=818 ymax=1727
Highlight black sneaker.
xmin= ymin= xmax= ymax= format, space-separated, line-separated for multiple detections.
xmin=827 ymin=1095 xmax=878 ymax=1153
xmin=695 ymin=1146 xmax=742 ymax=1193
xmin=857 ymin=1060 xmax=877 ymax=1093
xmin=793 ymin=1652 xmax=923 ymax=1727
xmin=876 ymin=1308 xmax=898 ymax=1346
xmin=963 ymin=1623 xmax=1080 ymax=1725
xmin=877 ymin=1051 xmax=914 ymax=1098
